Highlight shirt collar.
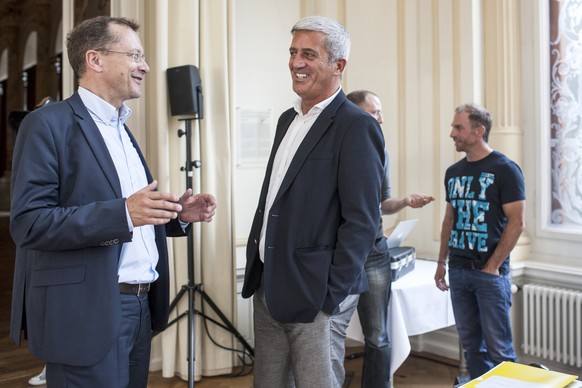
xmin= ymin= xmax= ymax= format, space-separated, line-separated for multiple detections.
xmin=293 ymin=86 xmax=342 ymax=117
xmin=78 ymin=86 xmax=132 ymax=126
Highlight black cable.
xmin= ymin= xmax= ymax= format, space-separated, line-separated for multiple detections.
xmin=196 ymin=294 xmax=255 ymax=378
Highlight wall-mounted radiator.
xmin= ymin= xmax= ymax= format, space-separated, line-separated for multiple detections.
xmin=522 ymin=284 xmax=582 ymax=369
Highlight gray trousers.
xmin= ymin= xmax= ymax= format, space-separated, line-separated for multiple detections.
xmin=253 ymin=285 xmax=359 ymax=388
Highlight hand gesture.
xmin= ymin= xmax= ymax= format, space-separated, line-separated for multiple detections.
xmin=405 ymin=193 xmax=435 ymax=209
xmin=178 ymin=188 xmax=217 ymax=223
xmin=126 ymin=180 xmax=182 ymax=227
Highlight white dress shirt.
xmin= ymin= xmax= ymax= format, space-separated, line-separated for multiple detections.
xmin=259 ymin=88 xmax=341 ymax=262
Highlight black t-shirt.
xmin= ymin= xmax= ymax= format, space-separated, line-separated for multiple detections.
xmin=444 ymin=151 xmax=525 ymax=272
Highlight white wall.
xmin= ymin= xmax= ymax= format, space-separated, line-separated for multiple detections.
xmin=232 ymin=0 xmax=301 ymax=345
xmin=233 ymin=0 xmax=300 ymax=267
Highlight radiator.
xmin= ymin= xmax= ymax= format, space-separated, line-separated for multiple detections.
xmin=522 ymin=284 xmax=582 ymax=368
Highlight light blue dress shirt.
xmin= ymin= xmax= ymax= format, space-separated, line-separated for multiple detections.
xmin=78 ymin=87 xmax=158 ymax=284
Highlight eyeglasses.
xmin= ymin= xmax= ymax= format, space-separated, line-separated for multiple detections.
xmin=99 ymin=49 xmax=146 ymax=63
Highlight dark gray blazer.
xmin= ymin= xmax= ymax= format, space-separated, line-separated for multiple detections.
xmin=9 ymin=92 xmax=186 ymax=366
xmin=242 ymin=91 xmax=385 ymax=323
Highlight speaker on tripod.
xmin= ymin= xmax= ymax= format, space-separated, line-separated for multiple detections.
xmin=165 ymin=65 xmax=253 ymax=388
xmin=167 ymin=64 xmax=204 ymax=119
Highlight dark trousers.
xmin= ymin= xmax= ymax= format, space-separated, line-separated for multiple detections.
xmin=357 ymin=237 xmax=392 ymax=388
xmin=46 ymin=293 xmax=152 ymax=388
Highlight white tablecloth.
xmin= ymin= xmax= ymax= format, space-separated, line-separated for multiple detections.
xmin=347 ymin=259 xmax=456 ymax=373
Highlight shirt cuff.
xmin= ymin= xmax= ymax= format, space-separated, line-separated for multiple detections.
xmin=125 ymin=202 xmax=134 ymax=232
xmin=179 ymin=219 xmax=190 ymax=232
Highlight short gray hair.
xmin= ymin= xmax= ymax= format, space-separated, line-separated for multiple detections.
xmin=291 ymin=16 xmax=350 ymax=63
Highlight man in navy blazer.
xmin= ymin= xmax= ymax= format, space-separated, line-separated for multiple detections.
xmin=10 ymin=16 xmax=216 ymax=387
xmin=242 ymin=16 xmax=385 ymax=388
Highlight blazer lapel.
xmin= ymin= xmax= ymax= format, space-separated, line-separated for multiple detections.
xmin=67 ymin=93 xmax=123 ymax=197
xmin=273 ymin=91 xmax=345 ymax=204
xmin=257 ymin=109 xmax=297 ymax=207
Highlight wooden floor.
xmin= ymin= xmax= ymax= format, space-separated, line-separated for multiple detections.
xmin=0 ymin=176 xmax=461 ymax=387
xmin=147 ymin=350 xmax=461 ymax=388
xmin=0 ymin=336 xmax=460 ymax=388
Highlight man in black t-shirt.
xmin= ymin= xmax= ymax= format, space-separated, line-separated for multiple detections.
xmin=434 ymin=103 xmax=525 ymax=379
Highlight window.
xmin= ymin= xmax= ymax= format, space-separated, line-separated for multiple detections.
xmin=549 ymin=0 xmax=582 ymax=227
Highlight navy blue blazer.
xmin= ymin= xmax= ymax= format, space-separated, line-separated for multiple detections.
xmin=242 ymin=91 xmax=385 ymax=323
xmin=9 ymin=92 xmax=186 ymax=366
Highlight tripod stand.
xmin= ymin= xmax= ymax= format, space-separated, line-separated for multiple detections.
xmin=166 ymin=118 xmax=254 ymax=388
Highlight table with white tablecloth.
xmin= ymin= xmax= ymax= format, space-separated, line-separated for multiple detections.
xmin=347 ymin=258 xmax=456 ymax=374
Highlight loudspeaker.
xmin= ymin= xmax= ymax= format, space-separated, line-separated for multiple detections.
xmin=166 ymin=65 xmax=203 ymax=118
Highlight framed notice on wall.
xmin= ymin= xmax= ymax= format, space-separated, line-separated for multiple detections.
xmin=236 ymin=107 xmax=273 ymax=167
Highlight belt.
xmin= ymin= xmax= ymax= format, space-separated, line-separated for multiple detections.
xmin=119 ymin=282 xmax=151 ymax=296
xmin=448 ymin=260 xmax=485 ymax=270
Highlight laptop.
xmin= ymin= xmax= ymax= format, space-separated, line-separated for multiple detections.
xmin=386 ymin=219 xmax=419 ymax=249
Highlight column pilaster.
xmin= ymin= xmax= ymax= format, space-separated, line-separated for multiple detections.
xmin=483 ymin=0 xmax=530 ymax=261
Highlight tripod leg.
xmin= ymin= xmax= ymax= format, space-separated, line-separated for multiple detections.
xmin=169 ymin=285 xmax=188 ymax=313
xmin=187 ymin=283 xmax=196 ymax=388
xmin=196 ymin=285 xmax=255 ymax=357
xmin=164 ymin=282 xmax=197 ymax=387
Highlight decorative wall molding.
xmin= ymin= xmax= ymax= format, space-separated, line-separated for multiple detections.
xmin=512 ymin=260 xmax=582 ymax=290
